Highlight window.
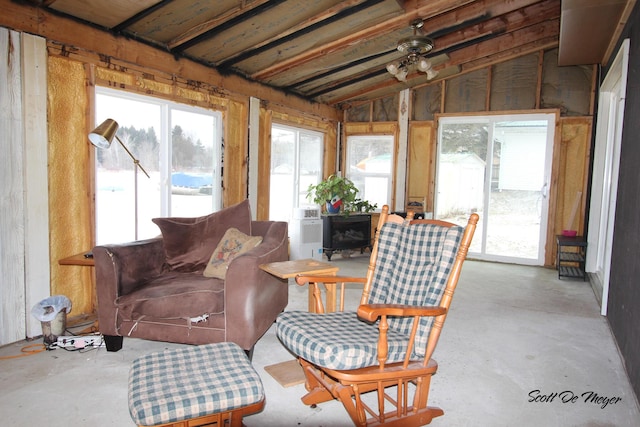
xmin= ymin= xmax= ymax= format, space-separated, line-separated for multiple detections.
xmin=436 ymin=114 xmax=555 ymax=265
xmin=345 ymin=135 xmax=394 ymax=210
xmin=269 ymin=124 xmax=324 ymax=221
xmin=95 ymin=87 xmax=222 ymax=244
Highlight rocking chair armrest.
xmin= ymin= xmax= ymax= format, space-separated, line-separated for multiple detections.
xmin=357 ymin=304 xmax=447 ymax=322
xmin=294 ymin=275 xmax=367 ymax=286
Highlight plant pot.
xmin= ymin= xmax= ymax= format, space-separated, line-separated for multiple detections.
xmin=326 ymin=201 xmax=341 ymax=214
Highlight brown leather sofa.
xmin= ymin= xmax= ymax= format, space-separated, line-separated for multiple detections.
xmin=93 ymin=200 xmax=288 ymax=354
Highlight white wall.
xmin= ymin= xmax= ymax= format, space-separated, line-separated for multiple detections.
xmin=0 ymin=29 xmax=50 ymax=344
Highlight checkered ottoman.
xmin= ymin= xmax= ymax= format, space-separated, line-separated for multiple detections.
xmin=128 ymin=342 xmax=265 ymax=427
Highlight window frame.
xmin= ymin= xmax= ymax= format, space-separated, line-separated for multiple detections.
xmin=269 ymin=122 xmax=325 ymax=222
xmin=94 ymin=86 xmax=223 ymax=244
xmin=344 ymin=134 xmax=395 ymax=211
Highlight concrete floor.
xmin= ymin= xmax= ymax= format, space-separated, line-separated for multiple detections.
xmin=1 ymin=256 xmax=639 ymax=426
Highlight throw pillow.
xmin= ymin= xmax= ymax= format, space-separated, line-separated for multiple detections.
xmin=203 ymin=228 xmax=262 ymax=279
xmin=152 ymin=199 xmax=252 ymax=272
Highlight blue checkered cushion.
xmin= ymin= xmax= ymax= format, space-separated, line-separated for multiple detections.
xmin=128 ymin=342 xmax=264 ymax=426
xmin=277 ymin=310 xmax=412 ymax=370
xmin=368 ymin=221 xmax=463 ymax=355
xmin=276 ymin=221 xmax=463 ymax=370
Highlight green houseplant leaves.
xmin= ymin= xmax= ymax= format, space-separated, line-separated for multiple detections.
xmin=306 ymin=174 xmax=377 ymax=215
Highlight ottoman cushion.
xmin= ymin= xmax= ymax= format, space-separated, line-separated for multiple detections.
xmin=128 ymin=342 xmax=264 ymax=426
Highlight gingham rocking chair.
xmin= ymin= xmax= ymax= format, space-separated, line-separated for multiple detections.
xmin=276 ymin=205 xmax=478 ymax=426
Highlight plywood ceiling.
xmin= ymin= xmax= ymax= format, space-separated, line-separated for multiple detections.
xmin=24 ymin=0 xmax=634 ymax=108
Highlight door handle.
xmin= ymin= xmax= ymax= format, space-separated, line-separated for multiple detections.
xmin=541 ymin=183 xmax=548 ymax=198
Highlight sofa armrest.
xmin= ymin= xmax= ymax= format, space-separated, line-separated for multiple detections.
xmin=224 ymin=221 xmax=289 ymax=349
xmin=93 ymin=237 xmax=165 ymax=335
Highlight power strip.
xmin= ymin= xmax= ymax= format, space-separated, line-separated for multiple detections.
xmin=56 ymin=335 xmax=104 ymax=349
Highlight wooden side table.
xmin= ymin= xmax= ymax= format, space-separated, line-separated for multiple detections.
xmin=58 ymin=251 xmax=95 ymax=267
xmin=259 ymin=259 xmax=341 ymax=388
xmin=259 ymin=259 xmax=339 ymax=313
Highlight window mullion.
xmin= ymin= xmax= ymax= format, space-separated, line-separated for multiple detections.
xmin=161 ymin=104 xmax=171 ymax=216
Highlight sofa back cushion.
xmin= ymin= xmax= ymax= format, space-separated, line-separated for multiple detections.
xmin=152 ymin=199 xmax=252 ymax=272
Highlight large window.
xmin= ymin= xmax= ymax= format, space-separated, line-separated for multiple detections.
xmin=95 ymin=87 xmax=222 ymax=244
xmin=345 ymin=135 xmax=394 ymax=210
xmin=269 ymin=124 xmax=324 ymax=221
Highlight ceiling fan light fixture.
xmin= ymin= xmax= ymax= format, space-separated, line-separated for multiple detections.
xmin=397 ymin=35 xmax=434 ymax=55
xmin=396 ymin=67 xmax=408 ymax=82
xmin=387 ymin=19 xmax=437 ymax=82
xmin=386 ymin=61 xmax=401 ymax=75
xmin=417 ymin=58 xmax=432 ymax=72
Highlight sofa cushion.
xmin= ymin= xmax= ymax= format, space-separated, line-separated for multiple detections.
xmin=152 ymin=199 xmax=252 ymax=272
xmin=115 ymin=271 xmax=225 ymax=320
xmin=203 ymin=228 xmax=263 ymax=279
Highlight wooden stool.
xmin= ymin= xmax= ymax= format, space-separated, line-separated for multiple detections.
xmin=128 ymin=342 xmax=265 ymax=427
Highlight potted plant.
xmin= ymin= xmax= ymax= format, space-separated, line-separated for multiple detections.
xmin=306 ymin=174 xmax=377 ymax=215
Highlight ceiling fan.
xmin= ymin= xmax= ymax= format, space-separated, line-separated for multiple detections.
xmin=386 ymin=19 xmax=438 ymax=82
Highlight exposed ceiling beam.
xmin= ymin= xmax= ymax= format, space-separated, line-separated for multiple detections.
xmin=216 ymin=0 xmax=382 ymax=67
xmin=167 ymin=0 xmax=273 ymax=49
xmin=323 ymin=18 xmax=559 ymax=105
xmin=430 ymin=0 xmax=559 ymax=57
xmin=251 ymin=0 xmax=476 ymax=80
xmin=253 ymin=0 xmax=551 ymax=85
xmin=112 ymin=0 xmax=175 ymax=33
xmin=171 ymin=0 xmax=287 ymax=52
xmin=288 ymin=1 xmax=557 ymax=100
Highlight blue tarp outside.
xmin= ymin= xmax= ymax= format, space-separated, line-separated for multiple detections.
xmin=171 ymin=172 xmax=212 ymax=188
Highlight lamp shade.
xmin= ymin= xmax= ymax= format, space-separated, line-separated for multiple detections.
xmin=386 ymin=62 xmax=400 ymax=75
xmin=417 ymin=58 xmax=432 ymax=72
xmin=89 ymin=118 xmax=119 ymax=149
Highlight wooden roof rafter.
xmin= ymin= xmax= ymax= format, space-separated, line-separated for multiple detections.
xmin=251 ymin=0 xmax=476 ymax=81
xmin=292 ymin=2 xmax=559 ymax=102
xmin=215 ymin=0 xmax=384 ymax=67
xmin=14 ymin=0 xmax=627 ymax=104
xmin=321 ymin=21 xmax=559 ymax=106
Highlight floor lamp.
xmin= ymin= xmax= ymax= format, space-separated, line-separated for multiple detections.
xmin=89 ymin=118 xmax=150 ymax=240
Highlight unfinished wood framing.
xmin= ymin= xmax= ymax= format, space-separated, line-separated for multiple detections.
xmin=408 ymin=122 xmax=436 ymax=214
xmin=48 ymin=56 xmax=95 ymax=315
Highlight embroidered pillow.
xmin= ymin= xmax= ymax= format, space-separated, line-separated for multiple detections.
xmin=203 ymin=228 xmax=262 ymax=279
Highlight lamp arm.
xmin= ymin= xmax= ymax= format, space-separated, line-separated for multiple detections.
xmin=114 ymin=135 xmax=150 ymax=178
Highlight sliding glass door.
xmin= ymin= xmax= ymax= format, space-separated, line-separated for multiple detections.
xmin=436 ymin=113 xmax=555 ymax=265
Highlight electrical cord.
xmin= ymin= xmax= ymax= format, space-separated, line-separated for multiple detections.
xmin=0 ymin=343 xmax=46 ymax=359
xmin=46 ymin=331 xmax=105 ymax=353
xmin=51 ymin=335 xmax=105 ymax=353
xmin=0 ymin=330 xmax=104 ymax=358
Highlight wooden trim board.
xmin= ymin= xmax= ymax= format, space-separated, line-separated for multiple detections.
xmin=264 ymin=359 xmax=305 ymax=388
